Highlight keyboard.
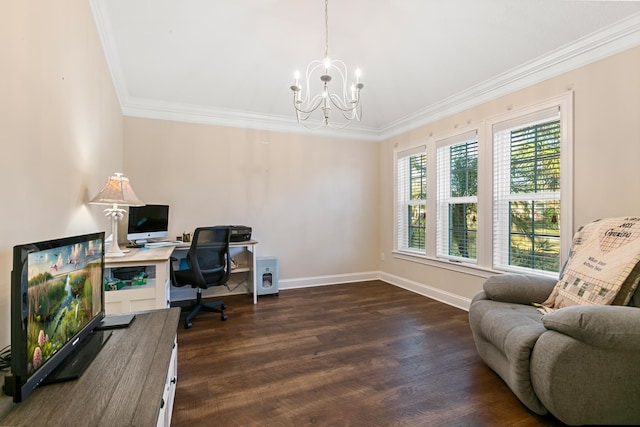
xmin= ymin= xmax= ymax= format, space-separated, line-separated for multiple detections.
xmin=144 ymin=241 xmax=183 ymax=248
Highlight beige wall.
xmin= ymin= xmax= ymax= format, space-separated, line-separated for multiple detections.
xmin=123 ymin=119 xmax=380 ymax=280
xmin=379 ymin=46 xmax=640 ymax=303
xmin=0 ymin=0 xmax=123 ymax=347
xmin=3 ymin=0 xmax=640 ymax=349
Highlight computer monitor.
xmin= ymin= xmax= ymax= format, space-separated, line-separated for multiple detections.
xmin=127 ymin=204 xmax=169 ymax=244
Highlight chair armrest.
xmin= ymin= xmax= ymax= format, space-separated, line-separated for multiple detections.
xmin=483 ymin=273 xmax=557 ymax=304
xmin=169 ymin=256 xmax=179 ymax=286
xmin=542 ymin=305 xmax=640 ymax=351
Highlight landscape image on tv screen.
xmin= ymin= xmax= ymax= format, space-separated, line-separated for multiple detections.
xmin=26 ymin=239 xmax=103 ymax=376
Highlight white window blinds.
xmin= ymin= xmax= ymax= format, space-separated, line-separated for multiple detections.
xmin=396 ymin=145 xmax=427 ymax=253
xmin=493 ymin=107 xmax=561 ymax=273
xmin=436 ymin=131 xmax=478 ymax=261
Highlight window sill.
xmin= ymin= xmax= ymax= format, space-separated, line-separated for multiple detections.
xmin=391 ymin=250 xmax=498 ymax=278
xmin=390 ymin=251 xmax=560 ymax=282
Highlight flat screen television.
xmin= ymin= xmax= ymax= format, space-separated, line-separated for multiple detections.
xmin=127 ymin=204 xmax=169 ymax=244
xmin=3 ymin=232 xmax=107 ymax=402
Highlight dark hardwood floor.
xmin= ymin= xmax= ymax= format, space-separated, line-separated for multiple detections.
xmin=172 ymin=280 xmax=564 ymax=426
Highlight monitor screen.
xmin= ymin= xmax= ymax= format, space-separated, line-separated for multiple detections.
xmin=127 ymin=204 xmax=169 ymax=243
xmin=5 ymin=232 xmax=105 ymax=402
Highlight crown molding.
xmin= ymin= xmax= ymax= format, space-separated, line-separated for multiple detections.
xmin=90 ymin=1 xmax=640 ymax=143
xmin=121 ymin=99 xmax=381 ymax=142
xmin=89 ymin=0 xmax=128 ymax=109
xmin=377 ymin=12 xmax=640 ymax=141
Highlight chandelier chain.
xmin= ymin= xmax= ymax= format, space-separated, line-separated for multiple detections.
xmin=324 ymin=0 xmax=329 ymax=59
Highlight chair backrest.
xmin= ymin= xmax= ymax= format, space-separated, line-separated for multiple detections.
xmin=186 ymin=226 xmax=231 ymax=289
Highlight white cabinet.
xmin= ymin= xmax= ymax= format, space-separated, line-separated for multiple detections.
xmin=104 ymin=247 xmax=174 ymax=314
xmin=157 ymin=337 xmax=178 ymax=427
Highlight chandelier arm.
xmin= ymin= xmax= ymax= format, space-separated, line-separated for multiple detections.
xmin=293 ymin=94 xmax=326 ymax=115
xmin=336 ymin=99 xmax=363 ymax=121
xmin=328 ymin=60 xmax=349 ymax=96
xmin=297 ymin=60 xmax=328 ymax=106
xmin=305 ymin=60 xmax=326 ymax=81
xmin=336 ymin=108 xmax=359 ymax=122
xmin=328 ymin=93 xmax=361 ymax=112
xmin=297 ymin=112 xmax=326 ymax=129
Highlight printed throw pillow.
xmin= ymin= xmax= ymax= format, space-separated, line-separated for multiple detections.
xmin=540 ymin=217 xmax=640 ymax=311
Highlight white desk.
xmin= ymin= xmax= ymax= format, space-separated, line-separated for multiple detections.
xmin=170 ymin=240 xmax=259 ymax=304
xmin=104 ymin=240 xmax=259 ymax=314
xmin=104 ymin=246 xmax=174 ymax=314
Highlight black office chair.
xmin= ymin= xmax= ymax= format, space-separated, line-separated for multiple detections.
xmin=171 ymin=226 xmax=231 ymax=329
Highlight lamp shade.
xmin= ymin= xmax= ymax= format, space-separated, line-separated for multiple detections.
xmin=89 ymin=173 xmax=144 ymax=206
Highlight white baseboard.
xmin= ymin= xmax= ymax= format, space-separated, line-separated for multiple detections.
xmin=279 ymin=271 xmax=379 ymax=289
xmin=170 ymin=271 xmax=379 ymax=301
xmin=378 ymin=272 xmax=472 ymax=311
xmin=280 ymin=271 xmax=471 ymax=312
xmin=171 ymin=271 xmax=472 ymax=312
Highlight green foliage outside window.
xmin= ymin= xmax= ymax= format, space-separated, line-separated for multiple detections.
xmin=508 ymin=120 xmax=561 ymax=272
xmin=408 ymin=154 xmax=426 ymax=249
xmin=448 ymin=141 xmax=478 ymax=259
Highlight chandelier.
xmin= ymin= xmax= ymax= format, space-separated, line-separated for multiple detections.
xmin=290 ymin=0 xmax=364 ymax=129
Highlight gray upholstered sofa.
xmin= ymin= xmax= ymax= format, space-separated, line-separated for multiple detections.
xmin=469 ymin=273 xmax=640 ymax=426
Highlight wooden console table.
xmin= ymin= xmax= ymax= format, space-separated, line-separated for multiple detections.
xmin=0 ymin=308 xmax=180 ymax=427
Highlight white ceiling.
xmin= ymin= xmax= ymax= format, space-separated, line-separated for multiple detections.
xmin=90 ymin=0 xmax=640 ymax=141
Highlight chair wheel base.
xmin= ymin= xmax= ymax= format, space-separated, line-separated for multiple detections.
xmin=185 ymin=321 xmax=192 ymax=329
xmin=221 ymin=314 xmax=228 ymax=321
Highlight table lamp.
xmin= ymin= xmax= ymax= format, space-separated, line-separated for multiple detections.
xmin=89 ymin=172 xmax=144 ymax=257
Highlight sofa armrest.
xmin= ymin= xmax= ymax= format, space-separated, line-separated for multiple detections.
xmin=531 ymin=330 xmax=640 ymax=425
xmin=542 ymin=305 xmax=640 ymax=351
xmin=470 ymin=290 xmax=489 ymax=305
xmin=482 ymin=273 xmax=557 ymax=305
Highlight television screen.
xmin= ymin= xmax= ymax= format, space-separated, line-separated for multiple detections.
xmin=127 ymin=204 xmax=169 ymax=243
xmin=4 ymin=232 xmax=105 ymax=402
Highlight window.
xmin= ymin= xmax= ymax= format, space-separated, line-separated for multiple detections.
xmin=392 ymin=93 xmax=572 ymax=276
xmin=396 ymin=146 xmax=427 ymax=253
xmin=436 ymin=132 xmax=478 ymax=261
xmin=493 ymin=108 xmax=562 ymax=273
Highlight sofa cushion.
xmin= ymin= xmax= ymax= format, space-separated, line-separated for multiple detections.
xmin=541 ymin=305 xmax=640 ymax=350
xmin=483 ymin=274 xmax=557 ymax=304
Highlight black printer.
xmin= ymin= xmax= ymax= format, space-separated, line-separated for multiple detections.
xmin=228 ymin=225 xmax=252 ymax=242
